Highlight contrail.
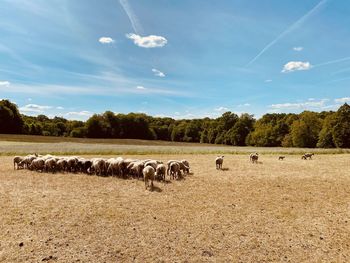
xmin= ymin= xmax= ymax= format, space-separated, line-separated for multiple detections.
xmin=119 ymin=0 xmax=143 ymax=34
xmin=245 ymin=0 xmax=330 ymax=67
xmin=313 ymin=56 xmax=350 ymax=68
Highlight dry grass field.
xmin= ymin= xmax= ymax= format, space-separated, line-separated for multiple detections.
xmin=1 ymin=153 xmax=350 ymax=262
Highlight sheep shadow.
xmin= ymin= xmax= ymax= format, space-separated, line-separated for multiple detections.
xmin=220 ymin=168 xmax=230 ymax=171
xmin=150 ymin=185 xmax=162 ymax=193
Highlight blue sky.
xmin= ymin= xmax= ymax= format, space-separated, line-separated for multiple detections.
xmin=0 ymin=0 xmax=350 ymax=120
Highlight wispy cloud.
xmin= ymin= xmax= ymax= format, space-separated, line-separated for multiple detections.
xmin=293 ymin=46 xmax=304 ymax=51
xmin=152 ymin=68 xmax=165 ymax=77
xmin=246 ymin=0 xmax=329 ymax=66
xmin=282 ymin=61 xmax=312 ymax=73
xmin=136 ymin=85 xmax=146 ymax=90
xmin=119 ymin=0 xmax=143 ymax=34
xmin=99 ymin=37 xmax=115 ymax=44
xmin=334 ymin=97 xmax=350 ymax=103
xmin=265 ymin=79 xmax=272 ymax=83
xmin=0 ymin=81 xmax=10 ymax=87
xmin=214 ymin=106 xmax=229 ymax=112
xmin=126 ymin=33 xmax=167 ymax=48
xmin=269 ymin=99 xmax=328 ymax=110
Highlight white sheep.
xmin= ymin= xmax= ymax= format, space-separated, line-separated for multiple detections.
xmin=215 ymin=156 xmax=224 ymax=170
xmin=155 ymin=164 xmax=166 ymax=181
xmin=142 ymin=166 xmax=155 ymax=190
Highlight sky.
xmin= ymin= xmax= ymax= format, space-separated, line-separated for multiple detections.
xmin=0 ymin=0 xmax=350 ymax=120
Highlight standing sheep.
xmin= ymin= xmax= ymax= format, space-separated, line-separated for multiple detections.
xmin=155 ymin=164 xmax=166 ymax=181
xmin=169 ymin=162 xmax=181 ymax=180
xmin=250 ymin=153 xmax=259 ymax=164
xmin=143 ymin=166 xmax=155 ymax=190
xmin=215 ymin=156 xmax=224 ymax=170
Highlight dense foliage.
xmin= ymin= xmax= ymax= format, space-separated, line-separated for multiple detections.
xmin=1 ymin=99 xmax=350 ymax=148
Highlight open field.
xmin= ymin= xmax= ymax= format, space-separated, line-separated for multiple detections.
xmin=1 ymin=154 xmax=350 ymax=262
xmin=0 ymin=134 xmax=349 ymax=156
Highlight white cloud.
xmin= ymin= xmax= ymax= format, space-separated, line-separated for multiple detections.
xmin=270 ymin=99 xmax=328 ymax=110
xmin=214 ymin=106 xmax=229 ymax=112
xmin=56 ymin=106 xmax=64 ymax=110
xmin=99 ymin=37 xmax=114 ymax=44
xmin=0 ymin=81 xmax=10 ymax=87
xmin=293 ymin=46 xmax=304 ymax=51
xmin=282 ymin=61 xmax=312 ymax=73
xmin=265 ymin=79 xmax=272 ymax=83
xmin=65 ymin=111 xmax=93 ymax=120
xmin=152 ymin=68 xmax=165 ymax=77
xmin=238 ymin=103 xmax=251 ymax=107
xmin=334 ymin=97 xmax=350 ymax=103
xmin=19 ymin=104 xmax=52 ymax=113
xmin=136 ymin=85 xmax=146 ymax=90
xmin=126 ymin=33 xmax=167 ymax=48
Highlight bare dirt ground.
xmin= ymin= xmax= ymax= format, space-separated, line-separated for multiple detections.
xmin=1 ymin=154 xmax=350 ymax=262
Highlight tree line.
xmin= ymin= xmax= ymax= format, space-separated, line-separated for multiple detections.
xmin=1 ymin=99 xmax=349 ymax=148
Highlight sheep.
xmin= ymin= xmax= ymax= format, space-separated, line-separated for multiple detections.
xmin=303 ymin=153 xmax=314 ymax=160
xmin=278 ymin=156 xmax=285 ymax=161
xmin=91 ymin=158 xmax=107 ymax=176
xmin=56 ymin=158 xmax=68 ymax=172
xmin=44 ymin=158 xmax=57 ymax=173
xmin=29 ymin=158 xmax=45 ymax=172
xmin=250 ymin=153 xmax=259 ymax=164
xmin=13 ymin=156 xmax=24 ymax=170
xmin=215 ymin=156 xmax=224 ymax=170
xmin=107 ymin=157 xmax=124 ymax=177
xmin=144 ymin=160 xmax=162 ymax=170
xmin=166 ymin=160 xmax=189 ymax=176
xmin=180 ymin=160 xmax=190 ymax=174
xmin=126 ymin=161 xmax=144 ymax=179
xmin=119 ymin=159 xmax=139 ymax=176
xmin=66 ymin=157 xmax=79 ymax=173
xmin=155 ymin=164 xmax=166 ymax=181
xmin=169 ymin=161 xmax=181 ymax=180
xmin=19 ymin=154 xmax=37 ymax=169
xmin=142 ymin=166 xmax=155 ymax=190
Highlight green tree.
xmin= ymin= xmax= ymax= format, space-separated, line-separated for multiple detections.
xmin=290 ymin=111 xmax=321 ymax=148
xmin=332 ymin=103 xmax=350 ymax=148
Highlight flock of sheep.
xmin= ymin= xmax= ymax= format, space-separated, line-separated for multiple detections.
xmin=215 ymin=152 xmax=315 ymax=170
xmin=13 ymin=154 xmax=191 ymax=190
xmin=13 ymin=152 xmax=316 ymax=187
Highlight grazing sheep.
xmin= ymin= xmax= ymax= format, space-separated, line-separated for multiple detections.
xmin=13 ymin=156 xmax=23 ymax=170
xmin=20 ymin=154 xmax=37 ymax=169
xmin=56 ymin=159 xmax=68 ymax=172
xmin=29 ymin=158 xmax=45 ymax=172
xmin=155 ymin=164 xmax=166 ymax=181
xmin=180 ymin=160 xmax=190 ymax=174
xmin=142 ymin=166 xmax=155 ymax=190
xmin=144 ymin=160 xmax=162 ymax=170
xmin=278 ymin=156 xmax=285 ymax=161
xmin=91 ymin=158 xmax=107 ymax=176
xmin=303 ymin=153 xmax=314 ymax=160
xmin=169 ymin=161 xmax=181 ymax=180
xmin=66 ymin=157 xmax=79 ymax=173
xmin=250 ymin=153 xmax=259 ymax=164
xmin=44 ymin=158 xmax=57 ymax=173
xmin=126 ymin=161 xmax=144 ymax=179
xmin=166 ymin=160 xmax=189 ymax=176
xmin=107 ymin=157 xmax=123 ymax=177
